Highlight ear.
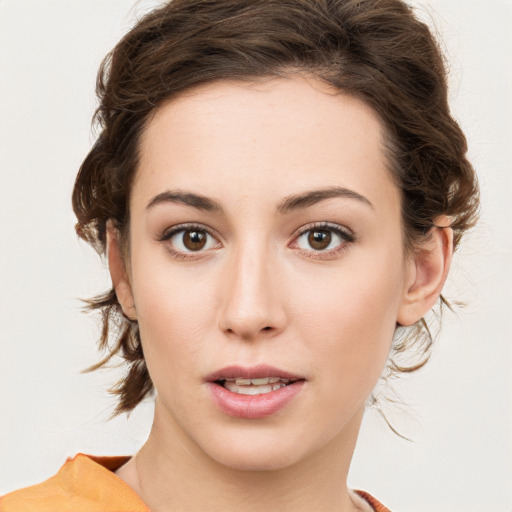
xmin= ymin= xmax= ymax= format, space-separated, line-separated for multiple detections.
xmin=106 ymin=221 xmax=137 ymax=321
xmin=397 ymin=216 xmax=454 ymax=326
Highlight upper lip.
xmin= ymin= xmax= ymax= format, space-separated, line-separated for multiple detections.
xmin=205 ymin=365 xmax=304 ymax=383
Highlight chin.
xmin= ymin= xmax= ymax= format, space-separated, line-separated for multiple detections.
xmin=209 ymin=446 xmax=301 ymax=473
xmin=196 ymin=425 xmax=313 ymax=473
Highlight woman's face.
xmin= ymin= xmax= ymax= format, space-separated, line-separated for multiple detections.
xmin=122 ymin=76 xmax=415 ymax=470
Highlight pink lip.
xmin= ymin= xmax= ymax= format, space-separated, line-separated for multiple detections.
xmin=205 ymin=364 xmax=304 ymax=382
xmin=205 ymin=365 xmax=306 ymax=419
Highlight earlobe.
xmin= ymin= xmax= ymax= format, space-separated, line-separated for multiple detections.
xmin=397 ymin=216 xmax=454 ymax=326
xmin=106 ymin=221 xmax=137 ymax=321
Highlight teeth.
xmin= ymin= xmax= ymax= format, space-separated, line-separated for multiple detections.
xmin=224 ymin=381 xmax=288 ymax=395
xmin=250 ymin=377 xmax=270 ymax=385
xmin=217 ymin=377 xmax=296 ymax=395
xmin=233 ymin=377 xmax=290 ymax=386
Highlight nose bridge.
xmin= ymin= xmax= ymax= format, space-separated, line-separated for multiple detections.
xmin=219 ymin=236 xmax=284 ymax=339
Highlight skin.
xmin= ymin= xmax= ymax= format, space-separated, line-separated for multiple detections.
xmin=109 ymin=75 xmax=453 ymax=511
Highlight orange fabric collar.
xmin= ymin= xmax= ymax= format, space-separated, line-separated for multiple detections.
xmin=355 ymin=489 xmax=391 ymax=512
xmin=1 ymin=453 xmax=149 ymax=512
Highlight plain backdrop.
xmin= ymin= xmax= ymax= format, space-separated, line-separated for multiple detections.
xmin=0 ymin=1 xmax=511 ymax=510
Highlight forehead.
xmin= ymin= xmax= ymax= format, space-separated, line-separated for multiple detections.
xmin=134 ymin=75 xmax=399 ymax=218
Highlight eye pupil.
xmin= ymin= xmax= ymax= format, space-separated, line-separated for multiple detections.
xmin=183 ymin=230 xmax=207 ymax=251
xmin=308 ymin=230 xmax=331 ymax=250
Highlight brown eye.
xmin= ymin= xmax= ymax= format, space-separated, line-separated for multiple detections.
xmin=295 ymin=224 xmax=354 ymax=254
xmin=163 ymin=225 xmax=219 ymax=255
xmin=308 ymin=230 xmax=331 ymax=250
xmin=183 ymin=230 xmax=207 ymax=251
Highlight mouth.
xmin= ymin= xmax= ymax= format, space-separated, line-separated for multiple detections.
xmin=216 ymin=376 xmax=298 ymax=395
xmin=206 ymin=365 xmax=305 ymax=396
xmin=205 ymin=366 xmax=306 ymax=419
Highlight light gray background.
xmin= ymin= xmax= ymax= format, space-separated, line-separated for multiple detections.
xmin=0 ymin=1 xmax=511 ymax=510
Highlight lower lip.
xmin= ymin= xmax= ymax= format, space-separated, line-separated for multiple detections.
xmin=207 ymin=381 xmax=305 ymax=419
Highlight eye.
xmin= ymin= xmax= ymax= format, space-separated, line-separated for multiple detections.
xmin=294 ymin=223 xmax=354 ymax=255
xmin=159 ymin=224 xmax=220 ymax=255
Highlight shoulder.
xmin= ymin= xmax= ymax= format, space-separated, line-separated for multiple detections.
xmin=0 ymin=454 xmax=149 ymax=512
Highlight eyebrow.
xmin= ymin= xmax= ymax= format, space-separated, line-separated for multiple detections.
xmin=146 ymin=190 xmax=223 ymax=212
xmin=146 ymin=186 xmax=373 ymax=214
xmin=277 ymin=186 xmax=373 ymax=214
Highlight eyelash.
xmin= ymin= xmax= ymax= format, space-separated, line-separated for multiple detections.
xmin=291 ymin=222 xmax=355 ymax=260
xmin=157 ymin=222 xmax=355 ymax=261
xmin=157 ymin=223 xmax=219 ymax=261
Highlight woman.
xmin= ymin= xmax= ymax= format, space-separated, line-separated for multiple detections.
xmin=0 ymin=0 xmax=480 ymax=510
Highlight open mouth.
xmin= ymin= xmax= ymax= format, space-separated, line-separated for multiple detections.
xmin=215 ymin=377 xmax=299 ymax=396
xmin=207 ymin=367 xmax=306 ymax=418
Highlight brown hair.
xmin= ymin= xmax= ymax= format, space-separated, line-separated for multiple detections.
xmin=72 ymin=0 xmax=479 ymax=416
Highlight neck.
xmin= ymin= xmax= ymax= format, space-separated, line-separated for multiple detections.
xmin=122 ymin=404 xmax=367 ymax=512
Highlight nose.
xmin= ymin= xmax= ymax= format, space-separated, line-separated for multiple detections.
xmin=218 ymin=243 xmax=286 ymax=341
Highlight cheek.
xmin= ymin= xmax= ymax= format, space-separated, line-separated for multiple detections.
xmin=130 ymin=258 xmax=217 ymax=378
xmin=287 ymin=252 xmax=405 ymax=382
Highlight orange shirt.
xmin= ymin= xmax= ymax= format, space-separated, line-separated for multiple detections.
xmin=1 ymin=453 xmax=390 ymax=511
